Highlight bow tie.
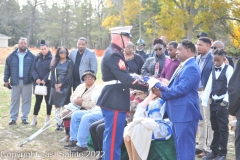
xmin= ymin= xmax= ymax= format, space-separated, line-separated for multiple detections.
xmin=215 ymin=67 xmax=222 ymax=71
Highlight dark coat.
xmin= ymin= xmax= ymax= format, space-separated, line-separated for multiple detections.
xmin=226 ymin=55 xmax=234 ymax=68
xmin=4 ymin=48 xmax=35 ymax=86
xmin=31 ymin=51 xmax=52 ymax=88
xmin=196 ymin=53 xmax=213 ymax=88
xmin=228 ymin=60 xmax=240 ymax=116
xmin=97 ymin=44 xmax=148 ymax=112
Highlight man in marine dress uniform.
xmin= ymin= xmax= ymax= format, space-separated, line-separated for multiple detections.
xmin=97 ymin=26 xmax=148 ymax=160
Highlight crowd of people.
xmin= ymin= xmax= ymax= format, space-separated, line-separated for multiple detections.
xmin=3 ymin=27 xmax=240 ymax=160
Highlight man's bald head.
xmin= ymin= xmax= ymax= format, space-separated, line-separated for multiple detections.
xmin=212 ymin=41 xmax=225 ymax=50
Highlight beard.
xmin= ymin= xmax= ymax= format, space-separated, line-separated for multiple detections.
xmin=19 ymin=47 xmax=27 ymax=52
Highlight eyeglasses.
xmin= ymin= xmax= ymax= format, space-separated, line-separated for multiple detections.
xmin=84 ymin=76 xmax=94 ymax=80
xmin=154 ymin=48 xmax=162 ymax=51
xmin=210 ymin=46 xmax=217 ymax=50
xmin=59 ymin=51 xmax=67 ymax=54
xmin=137 ymin=44 xmax=144 ymax=46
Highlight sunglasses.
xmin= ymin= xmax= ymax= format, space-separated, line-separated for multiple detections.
xmin=210 ymin=46 xmax=217 ymax=50
xmin=84 ymin=76 xmax=94 ymax=80
xmin=154 ymin=48 xmax=162 ymax=51
xmin=59 ymin=51 xmax=67 ymax=54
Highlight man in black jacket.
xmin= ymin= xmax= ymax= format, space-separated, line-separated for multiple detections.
xmin=228 ymin=59 xmax=240 ymax=160
xmin=4 ymin=37 xmax=35 ymax=125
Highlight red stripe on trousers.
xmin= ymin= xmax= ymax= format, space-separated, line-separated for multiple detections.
xmin=110 ymin=111 xmax=118 ymax=160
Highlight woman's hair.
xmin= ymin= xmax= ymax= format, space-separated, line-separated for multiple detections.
xmin=40 ymin=39 xmax=48 ymax=47
xmin=54 ymin=46 xmax=70 ymax=67
xmin=152 ymin=38 xmax=164 ymax=45
xmin=213 ymin=48 xmax=226 ymax=57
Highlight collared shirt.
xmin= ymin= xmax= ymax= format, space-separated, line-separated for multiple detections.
xmin=17 ymin=49 xmax=27 ymax=77
xmin=198 ymin=50 xmax=211 ymax=88
xmin=160 ymin=57 xmax=180 ymax=80
xmin=211 ymin=63 xmax=233 ymax=102
xmin=198 ymin=51 xmax=210 ymax=71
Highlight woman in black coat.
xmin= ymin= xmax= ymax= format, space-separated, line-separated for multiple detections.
xmin=31 ymin=40 xmax=53 ymax=125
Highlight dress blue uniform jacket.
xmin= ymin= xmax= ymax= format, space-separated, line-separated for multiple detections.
xmin=161 ymin=58 xmax=202 ymax=123
xmin=97 ymin=43 xmax=148 ymax=112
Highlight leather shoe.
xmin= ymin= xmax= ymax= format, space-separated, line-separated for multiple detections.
xmin=214 ymin=155 xmax=226 ymax=160
xmin=64 ymin=141 xmax=77 ymax=148
xmin=196 ymin=148 xmax=203 ymax=155
xmin=9 ymin=120 xmax=16 ymax=125
xmin=202 ymin=152 xmax=218 ymax=160
xmin=22 ymin=120 xmax=29 ymax=124
xmin=69 ymin=146 xmax=88 ymax=153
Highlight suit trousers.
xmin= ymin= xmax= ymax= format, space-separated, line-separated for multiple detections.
xmin=89 ymin=119 xmax=105 ymax=152
xmin=210 ymin=101 xmax=229 ymax=156
xmin=10 ymin=80 xmax=32 ymax=121
xmin=197 ymin=96 xmax=213 ymax=152
xmin=235 ymin=110 xmax=240 ymax=160
xmin=173 ymin=120 xmax=198 ymax=160
xmin=101 ymin=108 xmax=126 ymax=160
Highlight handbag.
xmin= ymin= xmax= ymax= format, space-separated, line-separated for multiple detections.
xmin=34 ymin=85 xmax=47 ymax=96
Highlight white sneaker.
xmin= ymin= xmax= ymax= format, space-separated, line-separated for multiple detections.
xmin=59 ymin=137 xmax=70 ymax=143
xmin=31 ymin=116 xmax=37 ymax=126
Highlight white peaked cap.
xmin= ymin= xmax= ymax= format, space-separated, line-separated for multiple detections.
xmin=109 ymin=26 xmax=133 ymax=37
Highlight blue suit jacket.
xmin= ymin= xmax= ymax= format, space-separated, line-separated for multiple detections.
xmin=196 ymin=53 xmax=213 ymax=88
xmin=162 ymin=58 xmax=202 ymax=123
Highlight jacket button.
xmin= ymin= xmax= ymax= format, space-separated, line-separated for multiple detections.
xmin=123 ymin=89 xmax=125 ymax=91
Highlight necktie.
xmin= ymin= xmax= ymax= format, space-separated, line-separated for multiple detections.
xmin=215 ymin=67 xmax=221 ymax=71
xmin=155 ymin=62 xmax=159 ymax=76
xmin=169 ymin=63 xmax=183 ymax=83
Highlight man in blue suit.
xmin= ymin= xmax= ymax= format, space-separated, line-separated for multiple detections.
xmin=152 ymin=39 xmax=202 ymax=160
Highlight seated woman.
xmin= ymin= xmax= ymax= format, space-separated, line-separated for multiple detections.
xmin=124 ymin=90 xmax=174 ymax=160
xmin=59 ymin=70 xmax=98 ymax=142
xmin=64 ymin=87 xmax=103 ymax=153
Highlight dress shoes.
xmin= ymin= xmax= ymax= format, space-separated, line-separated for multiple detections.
xmin=214 ymin=155 xmax=226 ymax=160
xmin=22 ymin=120 xmax=29 ymax=124
xmin=9 ymin=120 xmax=16 ymax=125
xmin=202 ymin=152 xmax=218 ymax=160
xmin=64 ymin=141 xmax=77 ymax=148
xmin=69 ymin=146 xmax=88 ymax=153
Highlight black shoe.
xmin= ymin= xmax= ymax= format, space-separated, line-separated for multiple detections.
xmin=22 ymin=120 xmax=29 ymax=124
xmin=202 ymin=152 xmax=218 ymax=160
xmin=9 ymin=120 xmax=16 ymax=125
xmin=69 ymin=146 xmax=88 ymax=153
xmin=214 ymin=155 xmax=226 ymax=160
xmin=196 ymin=148 xmax=204 ymax=155
xmin=64 ymin=141 xmax=77 ymax=148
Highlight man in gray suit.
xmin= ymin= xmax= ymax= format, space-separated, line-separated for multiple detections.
xmin=195 ymin=37 xmax=214 ymax=157
xmin=69 ymin=37 xmax=98 ymax=90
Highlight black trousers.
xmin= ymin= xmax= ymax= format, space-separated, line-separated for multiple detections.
xmin=235 ymin=109 xmax=240 ymax=160
xmin=73 ymin=79 xmax=81 ymax=91
xmin=210 ymin=101 xmax=229 ymax=156
xmin=89 ymin=119 xmax=105 ymax=152
xmin=33 ymin=90 xmax=52 ymax=115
